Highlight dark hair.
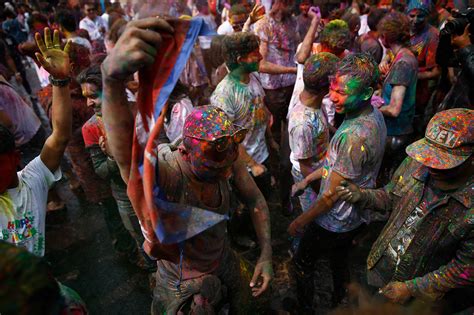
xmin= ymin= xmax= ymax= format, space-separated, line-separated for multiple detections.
xmin=336 ymin=53 xmax=380 ymax=90
xmin=55 ymin=9 xmax=77 ymax=33
xmin=0 ymin=124 xmax=15 ymax=154
xmin=0 ymin=241 xmax=60 ymax=314
xmin=210 ymin=35 xmax=226 ymax=69
xmin=303 ymin=52 xmax=339 ymax=94
xmin=222 ymin=33 xmax=259 ymax=70
xmin=77 ymin=64 xmax=102 ymax=91
xmin=378 ymin=11 xmax=410 ymax=46
xmin=230 ymin=4 xmax=247 ymax=16
xmin=341 ymin=11 xmax=360 ymax=33
xmin=367 ymin=7 xmax=385 ymax=31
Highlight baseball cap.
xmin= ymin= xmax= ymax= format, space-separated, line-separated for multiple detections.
xmin=406 ymin=108 xmax=473 ymax=169
xmin=183 ymin=105 xmax=235 ymax=141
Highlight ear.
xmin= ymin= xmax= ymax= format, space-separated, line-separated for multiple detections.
xmin=361 ymin=86 xmax=374 ymax=101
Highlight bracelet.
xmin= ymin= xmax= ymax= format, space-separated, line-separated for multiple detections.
xmin=49 ymin=75 xmax=71 ymax=87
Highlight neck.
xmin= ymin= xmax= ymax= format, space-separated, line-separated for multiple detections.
xmin=346 ymin=101 xmax=372 ymax=119
xmin=300 ymin=89 xmax=324 ymax=109
xmin=430 ymin=167 xmax=474 ymax=191
xmin=390 ymin=43 xmax=404 ymax=56
xmin=63 ymin=30 xmax=75 ymax=38
xmin=229 ymin=66 xmax=251 ymax=84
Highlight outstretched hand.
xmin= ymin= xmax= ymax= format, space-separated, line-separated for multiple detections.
xmin=35 ymin=28 xmax=71 ymax=79
xmin=250 ymin=257 xmax=273 ymax=297
xmin=249 ymin=4 xmax=265 ymax=24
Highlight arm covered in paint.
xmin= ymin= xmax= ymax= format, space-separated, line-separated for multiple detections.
xmin=232 ymin=158 xmax=273 ymax=297
xmin=101 ymin=18 xmax=174 ymax=183
xmin=405 ymin=228 xmax=474 ymax=301
xmin=295 ymin=13 xmax=320 ymax=64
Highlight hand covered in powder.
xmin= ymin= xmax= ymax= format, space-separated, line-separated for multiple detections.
xmin=380 ymin=282 xmax=411 ymax=304
xmin=102 ymin=17 xmax=174 ymax=80
xmin=35 ymin=28 xmax=71 ymax=79
xmin=335 ymin=180 xmax=362 ymax=203
xmin=250 ymin=256 xmax=273 ymax=297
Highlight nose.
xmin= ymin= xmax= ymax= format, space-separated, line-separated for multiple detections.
xmin=329 ymin=91 xmax=338 ymax=103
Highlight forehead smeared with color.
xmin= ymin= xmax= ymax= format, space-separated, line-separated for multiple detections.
xmin=183 ymin=106 xmax=233 ymax=140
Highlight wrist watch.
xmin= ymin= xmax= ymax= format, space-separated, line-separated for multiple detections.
xmin=49 ymin=75 xmax=71 ymax=87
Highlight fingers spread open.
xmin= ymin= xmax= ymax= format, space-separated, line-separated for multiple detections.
xmin=53 ymin=29 xmax=61 ymax=47
xmin=64 ymin=40 xmax=72 ymax=55
xmin=35 ymin=32 xmax=47 ymax=56
xmin=44 ymin=27 xmax=53 ymax=48
xmin=35 ymin=52 xmax=49 ymax=70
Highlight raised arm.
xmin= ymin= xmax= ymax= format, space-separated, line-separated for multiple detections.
xmin=295 ymin=11 xmax=321 ymax=64
xmin=101 ymin=18 xmax=174 ymax=183
xmin=35 ymin=28 xmax=72 ymax=173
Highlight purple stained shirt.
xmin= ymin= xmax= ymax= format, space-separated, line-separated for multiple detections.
xmin=254 ymin=16 xmax=298 ymax=90
xmin=0 ymin=82 xmax=40 ymax=146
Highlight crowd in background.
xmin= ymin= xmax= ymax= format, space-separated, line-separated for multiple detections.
xmin=0 ymin=0 xmax=473 ymax=314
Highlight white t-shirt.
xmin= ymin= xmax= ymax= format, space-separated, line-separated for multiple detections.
xmin=0 ymin=156 xmax=61 ymax=256
xmin=164 ymin=97 xmax=193 ymax=143
xmin=289 ymin=100 xmax=329 ymax=173
xmin=196 ymin=14 xmax=216 ymax=49
xmin=217 ymin=20 xmax=234 ymax=35
xmin=79 ymin=16 xmax=108 ymax=41
xmin=210 ymin=73 xmax=270 ymax=164
xmin=69 ymin=36 xmax=92 ymax=51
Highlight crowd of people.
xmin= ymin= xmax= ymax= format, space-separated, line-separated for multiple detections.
xmin=0 ymin=0 xmax=473 ymax=314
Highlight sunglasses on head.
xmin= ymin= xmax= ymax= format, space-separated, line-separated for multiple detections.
xmin=186 ymin=125 xmax=248 ymax=152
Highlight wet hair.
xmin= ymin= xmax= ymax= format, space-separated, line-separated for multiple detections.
xmin=229 ymin=4 xmax=247 ymax=16
xmin=378 ymin=11 xmax=411 ymax=46
xmin=303 ymin=52 xmax=339 ymax=94
xmin=55 ymin=9 xmax=77 ymax=33
xmin=319 ymin=19 xmax=351 ymax=54
xmin=77 ymin=64 xmax=102 ymax=91
xmin=0 ymin=124 xmax=15 ymax=154
xmin=341 ymin=11 xmax=360 ymax=33
xmin=0 ymin=241 xmax=60 ymax=314
xmin=210 ymin=35 xmax=226 ymax=69
xmin=222 ymin=33 xmax=259 ymax=70
xmin=367 ymin=7 xmax=385 ymax=31
xmin=336 ymin=53 xmax=380 ymax=90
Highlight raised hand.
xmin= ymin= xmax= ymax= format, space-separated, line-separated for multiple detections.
xmin=102 ymin=17 xmax=174 ymax=81
xmin=249 ymin=4 xmax=265 ymax=24
xmin=35 ymin=28 xmax=71 ymax=79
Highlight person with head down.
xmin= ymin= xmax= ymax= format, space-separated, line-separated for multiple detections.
xmin=100 ymin=17 xmax=273 ymax=314
xmin=336 ymin=108 xmax=474 ymax=311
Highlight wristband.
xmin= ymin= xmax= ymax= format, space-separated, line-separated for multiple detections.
xmin=49 ymin=75 xmax=70 ymax=87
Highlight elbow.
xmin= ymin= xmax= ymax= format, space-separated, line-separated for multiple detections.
xmin=296 ymin=53 xmax=307 ymax=65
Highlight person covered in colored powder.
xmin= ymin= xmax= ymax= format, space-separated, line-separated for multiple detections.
xmin=0 ymin=28 xmax=71 ymax=258
xmin=254 ymin=0 xmax=299 ymax=216
xmin=407 ymin=0 xmax=440 ymax=134
xmin=211 ymin=32 xmax=274 ymax=199
xmin=288 ymin=52 xmax=339 ymax=253
xmin=288 ymin=54 xmax=387 ymax=311
xmin=336 ymin=108 xmax=474 ymax=313
xmin=377 ymin=11 xmax=419 ymax=184
xmin=78 ymin=63 xmax=156 ymax=271
xmin=100 ymin=17 xmax=273 ymax=314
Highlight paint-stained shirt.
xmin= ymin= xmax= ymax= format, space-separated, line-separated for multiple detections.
xmin=382 ymin=49 xmax=418 ymax=136
xmin=288 ymin=101 xmax=329 ymax=173
xmin=254 ymin=16 xmax=298 ymax=89
xmin=0 ymin=157 xmax=61 ymax=256
xmin=210 ymin=73 xmax=270 ymax=164
xmin=316 ymin=107 xmax=387 ymax=233
xmin=362 ymin=157 xmax=474 ymax=300
xmin=410 ymin=25 xmax=439 ymax=71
